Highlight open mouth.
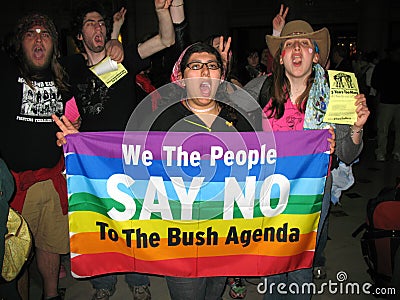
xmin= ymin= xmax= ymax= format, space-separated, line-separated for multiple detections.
xmin=33 ymin=46 xmax=45 ymax=60
xmin=200 ymin=81 xmax=212 ymax=97
xmin=292 ymin=55 xmax=302 ymax=67
xmin=94 ymin=35 xmax=103 ymax=44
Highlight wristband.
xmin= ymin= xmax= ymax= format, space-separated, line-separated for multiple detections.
xmin=350 ymin=126 xmax=363 ymax=138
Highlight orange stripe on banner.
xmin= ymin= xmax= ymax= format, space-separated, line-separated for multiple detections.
xmin=70 ymin=230 xmax=316 ymax=259
xmin=69 ymin=211 xmax=320 ymax=235
xmin=70 ymin=232 xmax=133 ymax=256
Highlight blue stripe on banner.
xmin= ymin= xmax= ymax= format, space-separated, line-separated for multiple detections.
xmin=67 ymin=175 xmax=326 ymax=201
xmin=66 ymin=153 xmax=329 ymax=181
xmin=275 ymin=153 xmax=329 ymax=179
xmin=67 ymin=176 xmax=109 ymax=198
xmin=66 ymin=154 xmax=124 ymax=177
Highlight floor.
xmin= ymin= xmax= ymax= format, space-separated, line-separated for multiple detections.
xmin=28 ymin=136 xmax=399 ymax=299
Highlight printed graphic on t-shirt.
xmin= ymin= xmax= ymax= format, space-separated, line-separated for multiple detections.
xmin=266 ymin=105 xmax=303 ymax=131
xmin=77 ymin=77 xmax=110 ymax=115
xmin=19 ymin=78 xmax=63 ymax=117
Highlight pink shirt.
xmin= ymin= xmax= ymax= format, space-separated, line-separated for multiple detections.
xmin=262 ymin=98 xmax=304 ymax=131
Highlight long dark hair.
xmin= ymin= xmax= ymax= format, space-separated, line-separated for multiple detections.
xmin=263 ymin=44 xmax=315 ymax=119
xmin=13 ymin=13 xmax=69 ymax=93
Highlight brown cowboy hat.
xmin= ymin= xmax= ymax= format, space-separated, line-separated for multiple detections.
xmin=266 ymin=20 xmax=330 ymax=67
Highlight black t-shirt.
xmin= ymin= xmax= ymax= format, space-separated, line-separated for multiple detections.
xmin=60 ymin=44 xmax=151 ymax=132
xmin=147 ymin=101 xmax=254 ymax=132
xmin=0 ymin=51 xmax=67 ymax=172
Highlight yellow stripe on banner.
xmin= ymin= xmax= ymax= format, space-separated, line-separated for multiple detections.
xmin=70 ymin=231 xmax=317 ymax=259
xmin=69 ymin=211 xmax=320 ymax=237
xmin=69 ymin=211 xmax=320 ymax=259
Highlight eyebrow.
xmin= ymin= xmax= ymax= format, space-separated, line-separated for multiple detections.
xmin=188 ymin=59 xmax=217 ymax=63
xmin=83 ymin=18 xmax=105 ymax=24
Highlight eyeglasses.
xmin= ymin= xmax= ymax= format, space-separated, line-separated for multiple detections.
xmin=186 ymin=61 xmax=221 ymax=70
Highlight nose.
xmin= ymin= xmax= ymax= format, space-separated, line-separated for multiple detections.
xmin=292 ymin=41 xmax=301 ymax=50
xmin=93 ymin=21 xmax=104 ymax=31
xmin=201 ymin=64 xmax=210 ymax=76
xmin=34 ymin=33 xmax=42 ymax=43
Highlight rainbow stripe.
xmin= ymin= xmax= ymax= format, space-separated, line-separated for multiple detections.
xmin=64 ymin=130 xmax=330 ymax=278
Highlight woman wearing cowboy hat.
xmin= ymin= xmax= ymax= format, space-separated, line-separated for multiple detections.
xmin=258 ymin=20 xmax=370 ymax=299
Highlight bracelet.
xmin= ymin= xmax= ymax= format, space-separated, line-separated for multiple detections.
xmin=350 ymin=126 xmax=363 ymax=138
xmin=171 ymin=3 xmax=184 ymax=7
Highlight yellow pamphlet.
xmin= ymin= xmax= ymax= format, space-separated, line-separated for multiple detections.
xmin=90 ymin=56 xmax=128 ymax=88
xmin=323 ymin=70 xmax=358 ymax=125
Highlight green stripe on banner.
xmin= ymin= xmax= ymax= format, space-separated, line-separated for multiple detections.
xmin=69 ymin=193 xmax=323 ymax=220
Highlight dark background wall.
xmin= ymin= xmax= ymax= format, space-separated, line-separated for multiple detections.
xmin=1 ymin=0 xmax=400 ymax=60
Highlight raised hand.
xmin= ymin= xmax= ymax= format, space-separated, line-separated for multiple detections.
xmin=109 ymin=7 xmax=127 ymax=62
xmin=217 ymin=36 xmax=232 ymax=72
xmin=51 ymin=114 xmax=79 ymax=147
xmin=113 ymin=7 xmax=127 ymax=36
xmin=155 ymin=0 xmax=172 ymax=10
xmin=272 ymin=4 xmax=289 ymax=35
xmin=353 ymin=93 xmax=370 ymax=129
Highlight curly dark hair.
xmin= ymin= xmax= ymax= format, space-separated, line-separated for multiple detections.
xmin=70 ymin=0 xmax=112 ymax=53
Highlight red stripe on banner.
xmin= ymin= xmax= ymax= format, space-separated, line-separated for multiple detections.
xmin=70 ymin=251 xmax=314 ymax=278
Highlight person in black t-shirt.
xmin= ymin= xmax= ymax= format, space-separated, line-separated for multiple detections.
xmin=145 ymin=42 xmax=253 ymax=300
xmin=0 ymin=13 xmax=71 ymax=300
xmin=57 ymin=1 xmax=175 ymax=299
xmin=53 ymin=42 xmax=255 ymax=300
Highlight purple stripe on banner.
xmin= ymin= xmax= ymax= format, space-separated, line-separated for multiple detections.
xmin=65 ymin=130 xmax=329 ymax=159
xmin=274 ymin=130 xmax=330 ymax=157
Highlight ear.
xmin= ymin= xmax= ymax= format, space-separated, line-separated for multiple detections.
xmin=313 ymin=53 xmax=319 ymax=64
xmin=177 ymin=71 xmax=185 ymax=86
xmin=77 ymin=33 xmax=83 ymax=41
xmin=279 ymin=56 xmax=284 ymax=65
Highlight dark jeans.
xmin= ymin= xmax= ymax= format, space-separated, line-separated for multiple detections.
xmin=165 ymin=276 xmax=226 ymax=300
xmin=90 ymin=273 xmax=150 ymax=290
xmin=0 ymin=278 xmax=21 ymax=300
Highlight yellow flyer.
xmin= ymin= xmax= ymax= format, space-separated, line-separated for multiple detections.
xmin=323 ymin=70 xmax=358 ymax=125
xmin=89 ymin=56 xmax=128 ymax=88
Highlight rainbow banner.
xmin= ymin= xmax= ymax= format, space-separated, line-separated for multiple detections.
xmin=64 ymin=130 xmax=330 ymax=278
